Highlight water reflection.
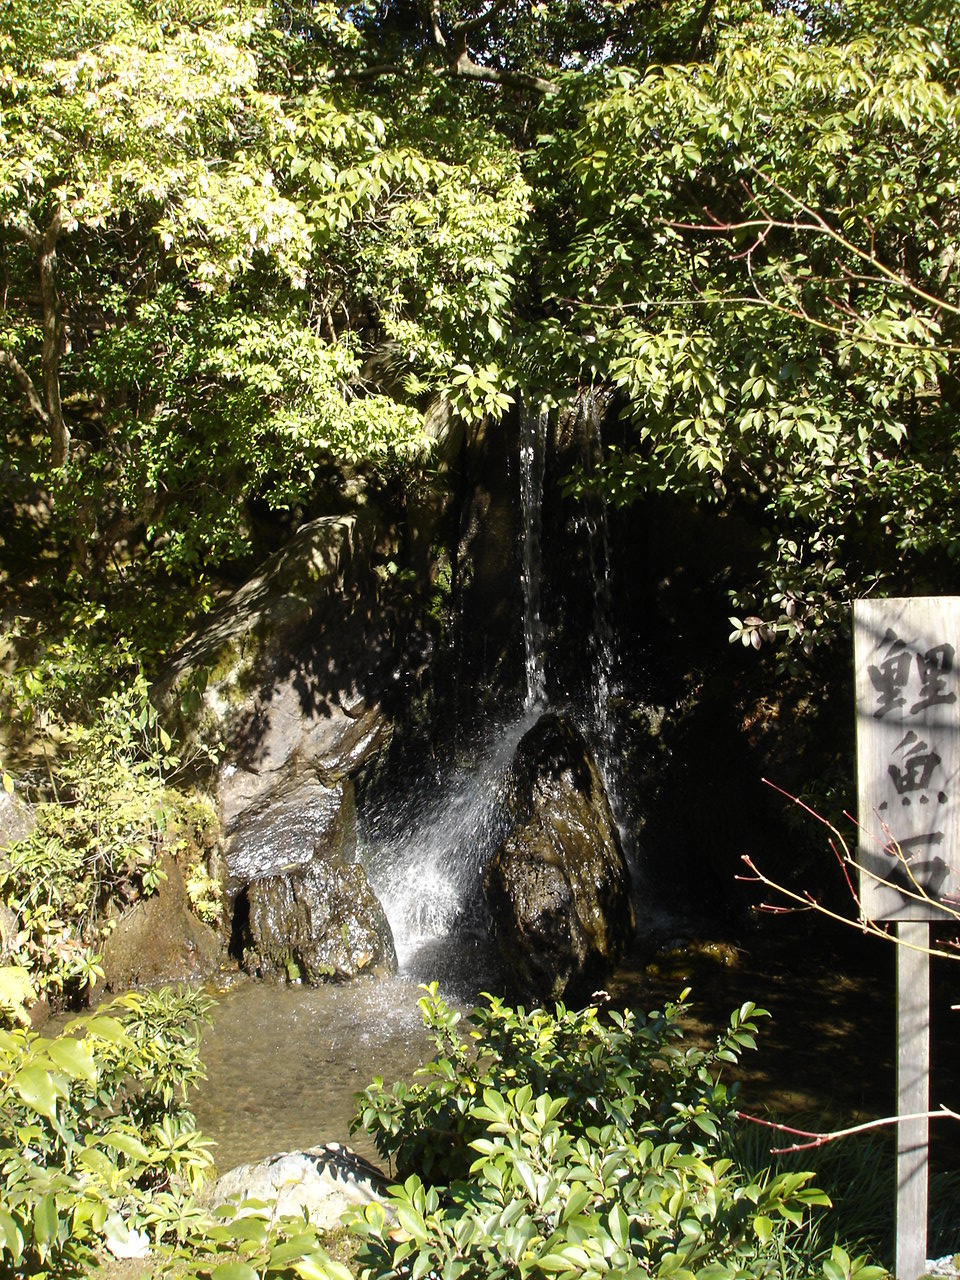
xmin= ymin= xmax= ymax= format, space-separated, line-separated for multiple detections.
xmin=192 ymin=970 xmax=440 ymax=1173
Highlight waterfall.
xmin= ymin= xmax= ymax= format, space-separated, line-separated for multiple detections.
xmin=362 ymin=713 xmax=535 ymax=972
xmin=519 ymin=406 xmax=549 ymax=711
xmin=362 ymin=398 xmax=633 ymax=973
xmin=571 ymin=394 xmax=631 ymax=863
xmin=581 ymin=397 xmax=619 ymax=749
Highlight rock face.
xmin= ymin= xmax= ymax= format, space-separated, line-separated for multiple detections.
xmin=0 ymin=789 xmax=35 ymax=851
xmin=101 ymin=853 xmax=221 ymax=992
xmin=483 ymin=713 xmax=634 ymax=1002
xmin=156 ymin=514 xmax=394 ymax=827
xmin=155 ymin=513 xmax=399 ymax=983
xmin=209 ymin=1143 xmax=386 ymax=1231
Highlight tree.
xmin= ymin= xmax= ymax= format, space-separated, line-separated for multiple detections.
xmin=0 ymin=0 xmax=529 ymax=604
xmin=3 ymin=0 xmax=959 ymax=682
xmin=529 ymin=3 xmax=960 ymax=659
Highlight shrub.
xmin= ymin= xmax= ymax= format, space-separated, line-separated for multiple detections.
xmin=0 ymin=987 xmax=214 ymax=1276
xmin=0 ymin=985 xmax=362 ymax=1280
xmin=0 ymin=675 xmax=221 ymax=1014
xmin=351 ymin=987 xmax=885 ymax=1280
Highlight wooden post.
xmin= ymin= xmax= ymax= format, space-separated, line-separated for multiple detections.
xmin=853 ymin=598 xmax=960 ymax=1279
xmin=896 ymin=920 xmax=929 ymax=1280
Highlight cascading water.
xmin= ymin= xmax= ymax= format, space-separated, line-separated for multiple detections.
xmin=520 ymin=406 xmax=549 ymax=711
xmin=580 ymin=397 xmax=619 ymax=748
xmin=361 ymin=713 xmax=534 ymax=974
xmin=362 ymin=397 xmax=636 ymax=972
xmin=362 ymin=406 xmax=552 ymax=973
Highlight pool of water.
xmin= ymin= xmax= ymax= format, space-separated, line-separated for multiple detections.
xmin=192 ymin=918 xmax=960 ymax=1177
xmin=192 ymin=936 xmax=505 ymax=1172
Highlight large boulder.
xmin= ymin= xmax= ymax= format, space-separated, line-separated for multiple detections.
xmin=101 ymin=852 xmax=221 ymax=991
xmin=236 ymin=847 xmax=397 ymax=984
xmin=210 ymin=1143 xmax=387 ymax=1231
xmin=483 ymin=713 xmax=634 ymax=1002
xmin=225 ymin=772 xmax=356 ymax=890
xmin=155 ymin=513 xmax=395 ymax=824
xmin=154 ymin=514 xmax=399 ymax=978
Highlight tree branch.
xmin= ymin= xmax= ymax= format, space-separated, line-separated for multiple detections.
xmin=688 ymin=0 xmax=716 ymax=58
xmin=323 ymin=63 xmax=406 ymax=83
xmin=7 ymin=211 xmax=41 ymax=251
xmin=0 ymin=348 xmax=51 ymax=427
xmin=451 ymin=0 xmax=512 ymax=36
xmin=2 ymin=207 xmax=70 ymax=465
xmin=450 ymin=31 xmax=556 ymax=94
xmin=736 ymin=780 xmax=960 ymax=959
xmin=737 ymin=1106 xmax=960 ymax=1154
xmin=424 ymin=0 xmax=446 ymax=46
xmin=38 ymin=208 xmax=69 ymax=467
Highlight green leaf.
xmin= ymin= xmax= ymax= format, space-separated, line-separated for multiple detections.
xmin=211 ymin=1265 xmax=259 ymax=1280
xmin=47 ymin=1037 xmax=98 ymax=1083
xmin=753 ymin=1213 xmax=773 ymax=1245
xmin=33 ymin=1193 xmax=59 ymax=1250
xmin=14 ymin=1065 xmax=59 ymax=1120
xmin=100 ymin=1130 xmax=151 ymax=1161
xmin=0 ymin=1208 xmax=24 ymax=1263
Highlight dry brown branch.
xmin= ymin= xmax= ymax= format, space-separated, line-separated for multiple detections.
xmin=735 ymin=780 xmax=960 ymax=960
xmin=737 ymin=1106 xmax=960 ymax=1154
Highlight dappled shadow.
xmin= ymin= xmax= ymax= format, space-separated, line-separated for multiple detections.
xmin=609 ymin=916 xmax=960 ymax=1175
xmin=158 ymin=513 xmax=431 ymax=781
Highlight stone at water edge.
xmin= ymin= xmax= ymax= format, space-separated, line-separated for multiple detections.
xmin=153 ymin=512 xmax=401 ymax=987
xmin=208 ymin=1143 xmax=387 ymax=1232
xmin=239 ymin=850 xmax=397 ymax=983
xmin=483 ymin=712 xmax=634 ymax=1003
xmin=101 ymin=851 xmax=221 ymax=992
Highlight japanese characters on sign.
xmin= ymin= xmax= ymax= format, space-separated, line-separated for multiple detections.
xmin=854 ymin=598 xmax=960 ymax=921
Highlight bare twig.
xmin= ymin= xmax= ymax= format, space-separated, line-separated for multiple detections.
xmin=737 ymin=780 xmax=960 ymax=959
xmin=738 ymin=1105 xmax=960 ymax=1154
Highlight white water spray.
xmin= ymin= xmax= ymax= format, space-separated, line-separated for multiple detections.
xmin=362 ymin=714 xmax=536 ymax=969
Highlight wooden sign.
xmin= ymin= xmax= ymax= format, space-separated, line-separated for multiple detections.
xmin=853 ymin=595 xmax=960 ymax=1280
xmin=854 ymin=596 xmax=960 ymax=922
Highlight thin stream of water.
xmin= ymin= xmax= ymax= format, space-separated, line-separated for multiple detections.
xmin=520 ymin=406 xmax=548 ymax=712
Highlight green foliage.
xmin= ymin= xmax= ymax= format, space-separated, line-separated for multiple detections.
xmin=350 ymin=986 xmax=848 ymax=1280
xmin=537 ymin=8 xmax=960 ymax=659
xmin=3 ymin=0 xmax=960 ymax=683
xmin=0 ymin=982 xmax=358 ymax=1280
xmin=0 ymin=673 xmax=219 ymax=1012
xmin=0 ymin=968 xmax=37 ymax=1030
xmin=0 ymin=986 xmax=214 ymax=1277
xmin=165 ymin=1199 xmax=357 ymax=1280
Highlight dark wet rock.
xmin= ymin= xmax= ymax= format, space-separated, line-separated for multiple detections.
xmin=239 ymin=850 xmax=397 ymax=984
xmin=483 ymin=713 xmax=634 ymax=1002
xmin=209 ymin=1143 xmax=387 ymax=1230
xmin=452 ymin=411 xmax=524 ymax=725
xmin=101 ymin=852 xmax=222 ymax=992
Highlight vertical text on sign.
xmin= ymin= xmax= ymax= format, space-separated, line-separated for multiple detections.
xmin=854 ymin=597 xmax=960 ymax=922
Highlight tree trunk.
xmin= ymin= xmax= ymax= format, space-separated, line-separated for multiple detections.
xmin=2 ymin=208 xmax=70 ymax=467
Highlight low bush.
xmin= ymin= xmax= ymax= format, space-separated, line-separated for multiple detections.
xmin=0 ymin=674 xmax=221 ymax=1019
xmin=0 ymin=987 xmax=214 ymax=1276
xmin=351 ymin=987 xmax=886 ymax=1280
